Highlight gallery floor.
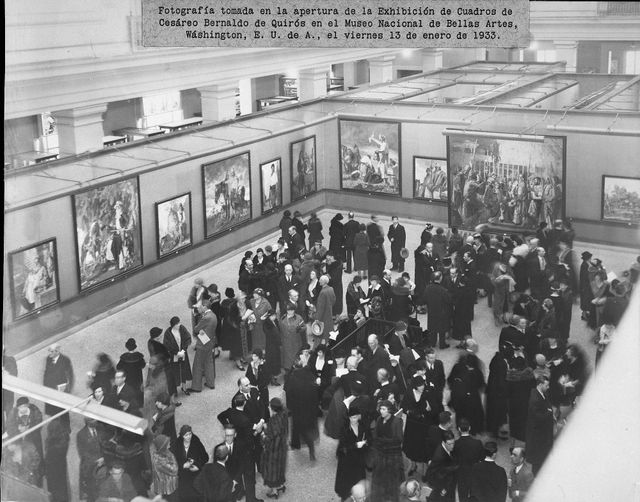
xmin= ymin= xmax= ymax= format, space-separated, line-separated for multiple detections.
xmin=14 ymin=209 xmax=637 ymax=502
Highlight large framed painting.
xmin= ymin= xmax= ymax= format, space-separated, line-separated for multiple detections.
xmin=155 ymin=192 xmax=192 ymax=258
xmin=290 ymin=136 xmax=316 ymax=201
xmin=446 ymin=132 xmax=566 ymax=232
xmin=203 ymin=152 xmax=252 ymax=238
xmin=260 ymin=157 xmax=282 ymax=214
xmin=8 ymin=238 xmax=60 ymax=320
xmin=413 ymin=156 xmax=448 ymax=202
xmin=339 ymin=118 xmax=401 ymax=196
xmin=602 ymin=175 xmax=640 ymax=224
xmin=73 ymin=177 xmax=143 ymax=291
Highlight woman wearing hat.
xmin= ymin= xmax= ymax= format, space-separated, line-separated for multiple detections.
xmin=174 ymin=425 xmax=209 ymax=502
xmin=334 ymin=407 xmax=369 ymax=501
xmin=329 ymin=213 xmax=345 ymax=262
xmin=117 ymin=338 xmax=146 ymax=406
xmin=150 ymin=434 xmax=178 ymax=500
xmin=371 ymin=400 xmax=404 ymax=502
xmin=307 ymin=212 xmax=323 ymax=249
xmin=261 ymin=397 xmax=289 ymax=498
xmin=163 ymin=316 xmax=193 ymax=397
xmin=352 ymin=223 xmax=370 ymax=280
xmin=280 ymin=302 xmax=306 ymax=372
xmin=250 ymin=288 xmax=271 ymax=352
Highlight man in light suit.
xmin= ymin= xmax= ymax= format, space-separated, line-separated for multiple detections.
xmin=508 ymin=447 xmax=534 ymax=502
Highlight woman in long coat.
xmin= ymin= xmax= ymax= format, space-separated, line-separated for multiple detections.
xmin=249 ymin=288 xmax=271 ymax=352
xmin=261 ymin=398 xmax=289 ymax=497
xmin=150 ymin=434 xmax=178 ymax=500
xmin=485 ymin=351 xmax=509 ymax=437
xmin=222 ymin=288 xmax=246 ymax=370
xmin=307 ymin=212 xmax=323 ymax=248
xmin=367 ymin=237 xmax=386 ymax=281
xmin=163 ymin=317 xmax=193 ymax=392
xmin=506 ymin=354 xmax=535 ymax=441
xmin=173 ymin=425 xmax=209 ymax=502
xmin=334 ymin=408 xmax=369 ymax=501
xmin=447 ymin=352 xmax=486 ymax=435
xmin=371 ymin=400 xmax=404 ymax=502
xmin=279 ymin=303 xmax=307 ymax=371
xmin=45 ymin=418 xmax=70 ymax=502
xmin=492 ymin=263 xmax=515 ymax=326
xmin=263 ymin=312 xmax=282 ymax=384
xmin=246 ymin=348 xmax=271 ymax=418
xmin=329 ymin=213 xmax=345 ymax=261
xmin=352 ymin=224 xmax=370 ymax=279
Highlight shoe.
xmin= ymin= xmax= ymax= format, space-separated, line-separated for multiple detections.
xmin=276 ymin=486 xmax=286 ymax=494
xmin=205 ymin=384 xmax=216 ymax=389
xmin=236 ymin=362 xmax=246 ymax=370
xmin=309 ymin=452 xmax=317 ymax=461
xmin=186 ymin=388 xmax=201 ymax=393
xmin=271 ymin=378 xmax=281 ymax=386
xmin=266 ymin=493 xmax=278 ymax=499
xmin=439 ymin=344 xmax=450 ymax=349
xmin=290 ymin=443 xmax=300 ymax=450
xmin=182 ymin=387 xmax=190 ymax=396
xmin=175 ymin=401 xmax=182 ymax=407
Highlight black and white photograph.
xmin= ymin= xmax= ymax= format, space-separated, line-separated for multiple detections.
xmin=339 ymin=118 xmax=401 ymax=195
xmin=203 ymin=152 xmax=252 ymax=238
xmin=413 ymin=156 xmax=448 ymax=201
xmin=602 ymin=175 xmax=640 ymax=224
xmin=260 ymin=157 xmax=282 ymax=214
xmin=8 ymin=238 xmax=59 ymax=320
xmin=155 ymin=192 xmax=192 ymax=258
xmin=290 ymin=136 xmax=316 ymax=201
xmin=72 ymin=177 xmax=143 ymax=291
xmin=447 ymin=133 xmax=566 ymax=231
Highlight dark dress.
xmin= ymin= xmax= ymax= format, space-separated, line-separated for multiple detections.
xmin=246 ymin=362 xmax=270 ymax=419
xmin=353 ymin=232 xmax=370 ymax=272
xmin=485 ymin=352 xmax=509 ymax=436
xmin=223 ymin=299 xmax=244 ymax=360
xmin=285 ymin=366 xmax=319 ymax=452
xmin=507 ymin=358 xmax=535 ymax=442
xmin=367 ymin=246 xmax=386 ymax=281
xmin=117 ymin=351 xmax=146 ymax=405
xmin=401 ymin=388 xmax=439 ymax=462
xmin=45 ymin=419 xmax=70 ymax=502
xmin=329 ymin=217 xmax=346 ymax=261
xmin=371 ymin=415 xmax=404 ymax=502
xmin=447 ymin=354 xmax=486 ymax=434
xmin=334 ymin=420 xmax=369 ymax=499
xmin=173 ymin=433 xmax=210 ymax=502
xmin=261 ymin=410 xmax=289 ymax=488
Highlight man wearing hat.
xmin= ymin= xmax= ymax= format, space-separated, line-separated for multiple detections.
xmin=387 ymin=216 xmax=406 ymax=272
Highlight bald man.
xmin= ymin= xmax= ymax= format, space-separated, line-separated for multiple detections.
xmin=43 ymin=343 xmax=74 ymax=430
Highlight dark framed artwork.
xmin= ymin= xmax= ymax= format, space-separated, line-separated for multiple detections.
xmin=72 ymin=176 xmax=143 ymax=291
xmin=339 ymin=118 xmax=401 ymax=196
xmin=446 ymin=133 xmax=566 ymax=232
xmin=8 ymin=238 xmax=60 ymax=320
xmin=413 ymin=156 xmax=448 ymax=202
xmin=290 ymin=135 xmax=317 ymax=201
xmin=602 ymin=175 xmax=640 ymax=224
xmin=203 ymin=152 xmax=252 ymax=238
xmin=155 ymin=192 xmax=192 ymax=258
xmin=260 ymin=157 xmax=282 ymax=214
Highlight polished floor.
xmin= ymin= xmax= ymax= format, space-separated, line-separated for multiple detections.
xmin=14 ymin=209 xmax=637 ymax=501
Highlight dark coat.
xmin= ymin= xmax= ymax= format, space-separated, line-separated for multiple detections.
xmin=116 ymin=352 xmax=146 ymax=395
xmin=173 ymin=433 xmax=210 ymax=502
xmin=525 ymin=388 xmax=554 ymax=467
xmin=367 ymin=247 xmax=386 ymax=281
xmin=277 ymin=273 xmax=301 ymax=310
xmin=194 ymin=462 xmax=234 ymax=502
xmin=292 ymin=217 xmax=306 ymax=242
xmin=163 ymin=325 xmax=193 ymax=383
xmin=232 ymin=388 xmax=263 ymax=424
xmin=43 ymin=354 xmax=74 ymax=416
xmin=454 ymin=435 xmax=485 ymax=502
xmin=470 ymin=460 xmax=508 ymax=502
xmin=307 ymin=217 xmax=323 ymax=246
xmin=346 ymin=282 xmax=366 ymax=317
xmin=327 ymin=260 xmax=344 ymax=315
xmin=77 ymin=425 xmax=104 ymax=501
xmin=363 ymin=347 xmax=392 ymax=394
xmin=387 ymin=223 xmax=406 ymax=248
xmin=278 ymin=215 xmax=292 ymax=240
xmin=448 ymin=356 xmax=485 ymax=434
xmin=285 ymin=366 xmax=319 ymax=437
xmin=423 ymin=282 xmax=453 ymax=334
xmin=425 ymin=359 xmax=446 ymax=401
xmin=485 ymin=352 xmax=509 ymax=436
xmin=329 ymin=218 xmax=345 ymax=257
xmin=343 ymin=219 xmax=361 ymax=249
xmin=401 ymin=388 xmax=440 ymax=462
xmin=334 ymin=421 xmax=369 ymax=499
xmin=425 ymin=444 xmax=458 ymax=502
xmin=352 ymin=231 xmax=370 ymax=271
xmin=366 ymin=221 xmax=383 ymax=245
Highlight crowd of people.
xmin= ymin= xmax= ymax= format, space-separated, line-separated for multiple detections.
xmin=2 ymin=210 xmax=637 ymax=502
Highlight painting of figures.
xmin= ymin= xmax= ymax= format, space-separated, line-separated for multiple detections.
xmin=260 ymin=158 xmax=282 ymax=214
xmin=413 ymin=156 xmax=448 ymax=201
xmin=446 ymin=133 xmax=565 ymax=231
xmin=9 ymin=239 xmax=60 ymax=320
xmin=73 ymin=177 xmax=143 ymax=291
xmin=290 ymin=136 xmax=316 ymax=201
xmin=203 ymin=152 xmax=252 ymax=238
xmin=339 ymin=119 xmax=401 ymax=196
xmin=156 ymin=193 xmax=192 ymax=258
xmin=602 ymin=175 xmax=640 ymax=224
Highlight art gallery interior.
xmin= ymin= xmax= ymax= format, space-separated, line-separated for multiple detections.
xmin=3 ymin=1 xmax=640 ymax=501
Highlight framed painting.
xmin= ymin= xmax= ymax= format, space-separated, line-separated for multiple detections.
xmin=72 ymin=176 xmax=143 ymax=291
xmin=203 ymin=152 xmax=252 ymax=238
xmin=290 ymin=135 xmax=317 ymax=201
xmin=339 ymin=118 xmax=401 ymax=196
xmin=413 ymin=156 xmax=448 ymax=202
xmin=155 ymin=192 xmax=192 ymax=258
xmin=602 ymin=175 xmax=640 ymax=224
xmin=446 ymin=132 xmax=566 ymax=232
xmin=260 ymin=157 xmax=282 ymax=214
xmin=8 ymin=238 xmax=60 ymax=320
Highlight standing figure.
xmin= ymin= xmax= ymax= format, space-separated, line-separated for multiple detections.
xmin=261 ymin=397 xmax=289 ymax=498
xmin=164 ymin=316 xmax=193 ymax=397
xmin=370 ymin=400 xmax=404 ymax=502
xmin=334 ymin=408 xmax=369 ymax=501
xmin=45 ymin=418 xmax=70 ymax=502
xmin=387 ymin=216 xmax=407 ymax=272
xmin=447 ymin=352 xmax=486 ymax=435
xmin=191 ymin=305 xmax=217 ymax=392
xmin=43 ymin=344 xmax=74 ymax=431
xmin=525 ymin=375 xmax=555 ymax=475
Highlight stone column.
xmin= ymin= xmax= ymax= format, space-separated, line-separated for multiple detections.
xmin=53 ymin=104 xmax=108 ymax=155
xmin=421 ymin=49 xmax=444 ymax=72
xmin=298 ymin=67 xmax=328 ymax=101
xmin=368 ymin=56 xmax=396 ymax=84
xmin=198 ymin=82 xmax=238 ymax=122
xmin=554 ymin=41 xmax=579 ymax=72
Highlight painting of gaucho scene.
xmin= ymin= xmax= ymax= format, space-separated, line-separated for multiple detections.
xmin=9 ymin=239 xmax=59 ymax=320
xmin=156 ymin=193 xmax=192 ymax=258
xmin=74 ymin=177 xmax=142 ymax=291
xmin=602 ymin=176 xmax=640 ymax=224
xmin=291 ymin=136 xmax=316 ymax=201
xmin=447 ymin=133 xmax=565 ymax=231
xmin=260 ymin=158 xmax=282 ymax=214
xmin=414 ymin=157 xmax=448 ymax=201
xmin=203 ymin=152 xmax=251 ymax=238
xmin=340 ymin=119 xmax=400 ymax=195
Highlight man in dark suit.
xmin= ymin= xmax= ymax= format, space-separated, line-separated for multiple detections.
xmin=423 ymin=271 xmax=453 ymax=349
xmin=194 ymin=444 xmax=236 ymax=502
xmin=424 ymin=348 xmax=446 ymax=405
xmin=525 ymin=374 xmax=555 ymax=475
xmin=108 ymin=370 xmax=139 ymax=411
xmin=387 ymin=321 xmax=411 ymax=356
xmin=453 ymin=418 xmax=484 ymax=502
xmin=363 ymin=334 xmax=391 ymax=394
xmin=343 ymin=211 xmax=360 ymax=273
xmin=233 ymin=377 xmax=264 ymax=472
xmin=43 ymin=343 xmax=74 ymax=431
xmin=527 ymin=246 xmax=551 ymax=301
xmin=287 ymin=225 xmax=305 ymax=256
xmin=508 ymin=447 xmax=534 ymax=502
xmin=469 ymin=441 xmax=507 ymax=502
xmin=425 ymin=430 xmax=458 ymax=502
xmin=498 ymin=315 xmax=527 ymax=359
xmin=387 ymin=216 xmax=407 ymax=272
xmin=366 ymin=215 xmax=383 ymax=246
xmin=77 ymin=417 xmax=105 ymax=502
xmin=277 ymin=264 xmax=300 ymax=311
